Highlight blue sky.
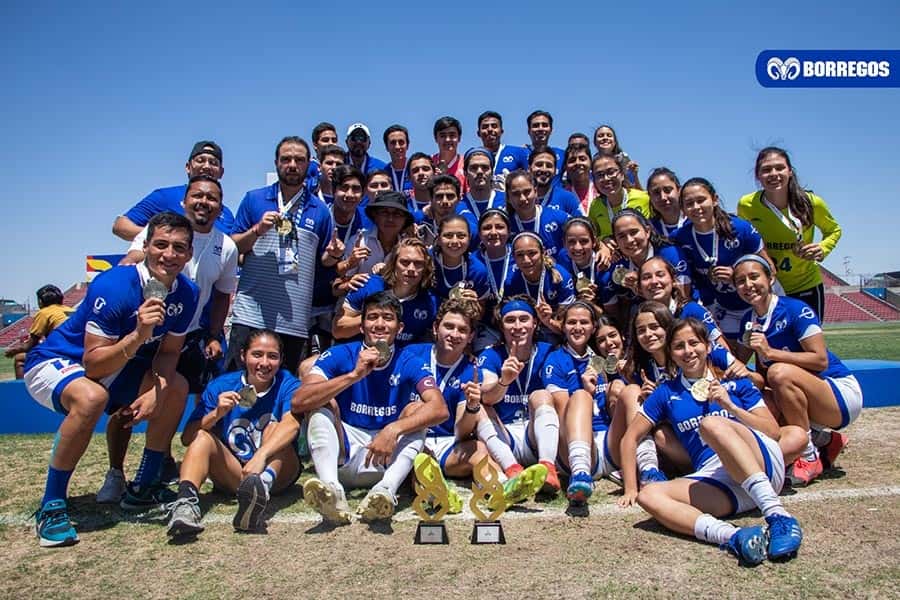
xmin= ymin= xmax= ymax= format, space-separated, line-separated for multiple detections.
xmin=2 ymin=1 xmax=898 ymax=304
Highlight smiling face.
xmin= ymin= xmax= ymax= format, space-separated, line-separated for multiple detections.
xmin=362 ymin=304 xmax=402 ymax=346
xmin=635 ymin=311 xmax=666 ymax=355
xmin=386 ymin=131 xmax=409 ymax=163
xmin=479 ymin=214 xmax=509 ymax=252
xmin=592 ymin=155 xmax=623 ymax=197
xmin=529 ymin=151 xmax=556 ymax=189
xmin=478 ymin=117 xmax=503 ymax=151
xmin=182 ymin=180 xmax=222 ymax=232
xmin=565 ymin=148 xmax=591 ymax=182
xmin=143 ymin=225 xmax=192 ymax=283
xmin=680 ymin=183 xmax=717 ymax=232
xmin=334 ymin=176 xmax=364 ymax=213
xmin=756 ymin=151 xmax=793 ymax=195
xmin=435 ymin=127 xmax=460 ymax=156
xmin=528 ymin=115 xmax=552 ymax=147
xmin=563 ymin=306 xmax=596 ymax=352
xmin=638 ymin=257 xmax=674 ymax=302
xmin=613 ymin=215 xmax=650 ymax=262
xmin=512 ymin=235 xmax=543 ymax=281
xmin=506 ymin=175 xmax=537 ymax=217
xmin=648 ymin=174 xmax=680 ymax=220
xmin=501 ymin=309 xmax=536 ymax=348
xmin=593 ymin=126 xmax=617 ymax=155
xmin=186 ymin=152 xmax=224 ymax=180
xmin=346 ymin=131 xmax=370 ymax=159
xmin=669 ymin=325 xmax=710 ymax=378
xmin=433 ymin=311 xmax=474 ymax=358
xmin=564 ymin=222 xmax=595 ymax=266
xmin=594 ymin=323 xmax=623 ymax=358
xmin=733 ymin=260 xmax=773 ymax=307
xmin=242 ymin=334 xmax=282 ymax=387
xmin=438 ymin=219 xmax=470 ymax=260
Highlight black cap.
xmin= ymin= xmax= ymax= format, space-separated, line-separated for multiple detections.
xmin=365 ymin=191 xmax=414 ymax=227
xmin=189 ymin=140 xmax=223 ymax=162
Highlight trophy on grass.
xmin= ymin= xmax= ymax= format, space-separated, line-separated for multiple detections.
xmin=469 ymin=455 xmax=507 ymax=544
xmin=412 ymin=455 xmax=451 ymax=544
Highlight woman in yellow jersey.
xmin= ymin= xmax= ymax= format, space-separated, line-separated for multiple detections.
xmin=737 ymin=147 xmax=841 ymax=319
xmin=587 ymin=154 xmax=651 ymax=242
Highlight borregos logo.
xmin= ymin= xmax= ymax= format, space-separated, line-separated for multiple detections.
xmin=757 ymin=50 xmax=899 ymax=88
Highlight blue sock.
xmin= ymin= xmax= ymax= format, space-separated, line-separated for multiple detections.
xmin=134 ymin=449 xmax=164 ymax=488
xmin=260 ymin=467 xmax=276 ymax=492
xmin=42 ymin=466 xmax=73 ymax=507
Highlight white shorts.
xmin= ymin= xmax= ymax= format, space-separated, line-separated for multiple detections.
xmin=502 ymin=421 xmax=537 ymax=466
xmin=336 ymin=421 xmax=424 ymax=489
xmin=425 ymin=435 xmax=458 ymax=469
xmin=590 ymin=429 xmax=618 ymax=479
xmin=711 ymin=303 xmax=747 ymax=339
xmin=686 ymin=429 xmax=785 ymax=516
xmin=24 ymin=358 xmax=87 ymax=414
xmin=820 ymin=374 xmax=863 ymax=430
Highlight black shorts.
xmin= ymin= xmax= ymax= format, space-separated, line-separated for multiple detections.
xmin=787 ymin=283 xmax=825 ymax=322
xmin=177 ymin=330 xmax=222 ymax=394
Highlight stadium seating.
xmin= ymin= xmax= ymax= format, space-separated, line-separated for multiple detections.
xmin=825 ymin=293 xmax=874 ymax=323
xmin=843 ymin=291 xmax=900 ymax=320
xmin=0 ymin=283 xmax=87 ymax=348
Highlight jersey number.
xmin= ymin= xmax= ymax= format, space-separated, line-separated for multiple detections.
xmin=779 ymin=257 xmax=792 ymax=272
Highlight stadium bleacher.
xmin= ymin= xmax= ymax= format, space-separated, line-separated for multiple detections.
xmin=0 ymin=283 xmax=86 ymax=347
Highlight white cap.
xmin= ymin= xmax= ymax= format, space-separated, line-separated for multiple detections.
xmin=346 ymin=122 xmax=370 ymax=138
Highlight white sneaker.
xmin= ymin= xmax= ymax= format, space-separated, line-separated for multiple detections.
xmin=96 ymin=468 xmax=126 ymax=504
xmin=303 ymin=478 xmax=351 ymax=525
xmin=356 ymin=484 xmax=397 ymax=522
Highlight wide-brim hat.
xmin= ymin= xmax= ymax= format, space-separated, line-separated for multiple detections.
xmin=364 ymin=191 xmax=414 ymax=228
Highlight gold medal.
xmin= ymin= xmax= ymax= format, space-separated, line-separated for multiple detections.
xmin=575 ymin=272 xmax=592 ymax=293
xmin=604 ymin=354 xmax=619 ymax=375
xmin=612 ymin=266 xmax=629 ymax=286
xmin=142 ymin=278 xmax=168 ymax=302
xmin=277 ymin=217 xmax=293 ymax=236
xmin=589 ymin=354 xmax=605 ymax=373
xmin=449 ymin=281 xmax=467 ymax=300
xmin=374 ymin=340 xmax=391 ymax=364
xmin=238 ymin=384 xmax=258 ymax=409
xmin=690 ymin=378 xmax=710 ymax=402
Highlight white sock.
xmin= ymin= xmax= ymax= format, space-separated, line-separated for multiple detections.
xmin=378 ymin=431 xmax=425 ymax=497
xmin=307 ymin=408 xmax=340 ymax=486
xmin=636 ymin=437 xmax=659 ymax=472
xmin=532 ymin=405 xmax=560 ymax=464
xmin=568 ymin=440 xmax=591 ymax=475
xmin=694 ymin=513 xmax=738 ymax=546
xmin=741 ymin=472 xmax=789 ymax=518
xmin=260 ymin=466 xmax=276 ymax=492
xmin=476 ymin=419 xmax=517 ymax=471
xmin=802 ymin=432 xmax=819 ymax=462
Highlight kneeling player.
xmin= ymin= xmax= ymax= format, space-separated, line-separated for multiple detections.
xmin=24 ymin=212 xmax=198 ymax=547
xmin=166 ymin=329 xmax=301 ymax=537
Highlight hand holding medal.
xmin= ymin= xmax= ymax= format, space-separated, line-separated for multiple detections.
xmin=238 ymin=384 xmax=258 ymax=409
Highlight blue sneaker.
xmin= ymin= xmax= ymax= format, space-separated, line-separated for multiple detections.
xmin=566 ymin=471 xmax=594 ymax=504
xmin=722 ymin=525 xmax=767 ymax=566
xmin=35 ymin=499 xmax=79 ymax=548
xmin=639 ymin=467 xmax=668 ymax=486
xmin=766 ymin=514 xmax=803 ymax=560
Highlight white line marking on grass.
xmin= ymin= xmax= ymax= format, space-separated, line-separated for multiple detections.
xmin=2 ymin=486 xmax=898 ymax=528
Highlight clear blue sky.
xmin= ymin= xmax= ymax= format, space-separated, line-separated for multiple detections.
xmin=2 ymin=1 xmax=899 ymax=304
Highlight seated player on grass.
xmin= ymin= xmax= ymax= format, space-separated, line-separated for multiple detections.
xmin=24 ymin=212 xmax=198 ymax=547
xmin=258 ymin=291 xmax=449 ymax=525
xmin=166 ymin=329 xmax=301 ymax=538
xmin=618 ymin=317 xmax=805 ymax=566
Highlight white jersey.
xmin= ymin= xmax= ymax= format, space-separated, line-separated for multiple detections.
xmin=130 ymin=226 xmax=238 ymax=332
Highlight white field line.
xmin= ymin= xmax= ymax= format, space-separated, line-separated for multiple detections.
xmin=2 ymin=485 xmax=898 ymax=528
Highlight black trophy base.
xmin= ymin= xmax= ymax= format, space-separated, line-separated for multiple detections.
xmin=470 ymin=520 xmax=505 ymax=544
xmin=414 ymin=521 xmax=449 ymax=544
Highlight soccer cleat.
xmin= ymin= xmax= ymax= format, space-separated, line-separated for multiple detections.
xmin=821 ymin=432 xmax=849 ymax=470
xmin=35 ymin=499 xmax=79 ymax=548
xmin=566 ymin=471 xmax=594 ymax=504
xmin=766 ymin=514 xmax=803 ymax=560
xmin=166 ymin=496 xmax=204 ymax=538
xmin=303 ymin=478 xmax=351 ymax=526
xmin=539 ymin=460 xmax=561 ymax=495
xmin=639 ymin=467 xmax=669 ymax=486
xmin=158 ymin=456 xmax=180 ymax=486
xmin=357 ymin=484 xmax=397 ymax=522
xmin=96 ymin=468 xmax=126 ymax=504
xmin=492 ymin=463 xmax=548 ymax=510
xmin=413 ymin=453 xmax=463 ymax=515
xmin=233 ymin=474 xmax=269 ymax=532
xmin=787 ymin=456 xmax=823 ymax=487
xmin=120 ymin=482 xmax=177 ymax=511
xmin=722 ymin=525 xmax=768 ymax=566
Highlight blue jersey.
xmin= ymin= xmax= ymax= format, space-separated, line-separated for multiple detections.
xmin=343 ymin=276 xmax=436 ymax=346
xmin=388 ymin=164 xmax=415 ymax=198
xmin=740 ymin=296 xmax=850 ymax=379
xmin=491 ymin=145 xmax=529 ymax=177
xmin=591 ymin=385 xmax=611 ymax=432
xmin=313 ymin=206 xmax=372 ymax=308
xmin=673 ymin=216 xmax=764 ymax=311
xmin=459 ymin=191 xmax=506 ymax=224
xmin=432 ymin=253 xmax=491 ymax=300
xmin=539 ymin=186 xmax=582 ymax=217
xmin=406 ymin=343 xmax=480 ymax=437
xmin=641 ymin=376 xmax=766 ymax=470
xmin=542 ymin=346 xmax=592 ymax=395
xmin=524 ymin=145 xmax=565 ymax=186
xmin=416 ymin=205 xmax=479 ymax=248
xmin=503 ymin=262 xmax=576 ymax=310
xmin=124 ymin=184 xmax=235 ymax=235
xmin=478 ymin=341 xmax=554 ymax=423
xmin=598 ymin=243 xmax=689 ymax=306
xmin=188 ymin=369 xmax=299 ymax=463
xmin=635 ymin=347 xmax=732 ymax=386
xmin=26 ymin=263 xmax=198 ymax=371
xmin=311 ymin=342 xmax=436 ymax=430
xmin=677 ymin=300 xmax=723 ymax=342
xmin=650 ymin=216 xmax=685 ymax=239
xmin=556 ymin=248 xmax=603 ymax=284
xmin=355 ymin=154 xmax=388 ymax=176
xmin=508 ymin=205 xmax=568 ymax=258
